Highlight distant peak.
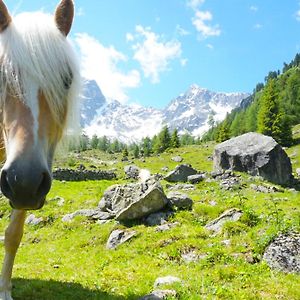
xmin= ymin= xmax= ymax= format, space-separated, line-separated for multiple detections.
xmin=189 ymin=84 xmax=206 ymax=91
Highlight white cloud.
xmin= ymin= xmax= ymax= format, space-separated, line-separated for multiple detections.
xmin=187 ymin=0 xmax=205 ymax=10
xmin=206 ymin=43 xmax=214 ymax=50
xmin=250 ymin=5 xmax=258 ymax=12
xmin=76 ymin=7 xmax=85 ymax=17
xmin=176 ymin=25 xmax=190 ymax=36
xmin=296 ymin=10 xmax=300 ymax=21
xmin=254 ymin=23 xmax=262 ymax=29
xmin=181 ymin=58 xmax=188 ymax=66
xmin=75 ymin=33 xmax=140 ymax=103
xmin=192 ymin=10 xmax=221 ymax=38
xmin=129 ymin=25 xmax=182 ymax=83
xmin=126 ymin=33 xmax=134 ymax=42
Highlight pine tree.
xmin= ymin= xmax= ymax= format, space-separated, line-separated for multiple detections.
xmin=216 ymin=122 xmax=230 ymax=142
xmin=141 ymin=137 xmax=152 ymax=157
xmin=122 ymin=147 xmax=129 ymax=158
xmin=90 ymin=135 xmax=99 ymax=149
xmin=171 ymin=128 xmax=180 ymax=148
xmin=159 ymin=125 xmax=171 ymax=151
xmin=98 ymin=136 xmax=109 ymax=152
xmin=257 ymin=79 xmax=292 ymax=145
xmin=133 ymin=144 xmax=140 ymax=158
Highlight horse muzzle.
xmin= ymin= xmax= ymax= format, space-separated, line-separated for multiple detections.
xmin=0 ymin=165 xmax=52 ymax=210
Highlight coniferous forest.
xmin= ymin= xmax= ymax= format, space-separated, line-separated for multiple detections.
xmin=202 ymin=53 xmax=300 ymax=146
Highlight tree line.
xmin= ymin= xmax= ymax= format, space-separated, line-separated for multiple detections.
xmin=71 ymin=126 xmax=200 ymax=158
xmin=202 ymin=52 xmax=300 ymax=146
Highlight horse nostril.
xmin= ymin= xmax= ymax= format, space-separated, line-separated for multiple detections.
xmin=0 ymin=170 xmax=14 ymax=200
xmin=36 ymin=171 xmax=52 ymax=199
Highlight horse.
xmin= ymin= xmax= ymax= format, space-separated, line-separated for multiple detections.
xmin=0 ymin=1 xmax=80 ymax=299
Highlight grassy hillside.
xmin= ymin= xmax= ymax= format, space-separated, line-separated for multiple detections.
xmin=0 ymin=142 xmax=300 ymax=299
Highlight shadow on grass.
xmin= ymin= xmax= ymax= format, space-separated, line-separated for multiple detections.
xmin=13 ymin=278 xmax=142 ymax=300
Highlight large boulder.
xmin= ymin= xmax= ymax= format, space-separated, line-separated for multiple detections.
xmin=98 ymin=177 xmax=168 ymax=221
xmin=213 ymin=132 xmax=292 ymax=185
xmin=263 ymin=232 xmax=300 ymax=273
xmin=164 ymin=164 xmax=198 ymax=182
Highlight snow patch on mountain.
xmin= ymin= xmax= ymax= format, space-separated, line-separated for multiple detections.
xmin=80 ymin=82 xmax=250 ymax=143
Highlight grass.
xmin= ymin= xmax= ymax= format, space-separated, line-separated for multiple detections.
xmin=0 ymin=141 xmax=299 ymax=299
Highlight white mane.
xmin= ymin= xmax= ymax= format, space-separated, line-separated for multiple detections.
xmin=0 ymin=11 xmax=81 ymax=134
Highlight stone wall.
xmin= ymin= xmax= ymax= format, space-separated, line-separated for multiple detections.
xmin=53 ymin=168 xmax=117 ymax=181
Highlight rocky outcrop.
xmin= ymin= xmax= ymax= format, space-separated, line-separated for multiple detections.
xmin=164 ymin=164 xmax=198 ymax=182
xmin=213 ymin=132 xmax=292 ymax=185
xmin=124 ymin=165 xmax=140 ymax=180
xmin=263 ymin=232 xmax=300 ymax=273
xmin=98 ymin=177 xmax=169 ymax=221
xmin=53 ymin=168 xmax=117 ymax=181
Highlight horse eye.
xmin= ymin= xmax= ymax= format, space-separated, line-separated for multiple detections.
xmin=62 ymin=67 xmax=73 ymax=90
xmin=63 ymin=75 xmax=72 ymax=89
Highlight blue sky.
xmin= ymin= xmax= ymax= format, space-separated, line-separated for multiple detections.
xmin=4 ymin=0 xmax=300 ymax=108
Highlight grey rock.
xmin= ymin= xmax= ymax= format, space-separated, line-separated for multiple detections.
xmin=213 ymin=132 xmax=292 ymax=185
xmin=250 ymin=184 xmax=283 ymax=194
xmin=187 ymin=173 xmax=206 ymax=184
xmin=106 ymin=229 xmax=136 ymax=250
xmin=154 ymin=276 xmax=182 ymax=288
xmin=181 ymin=250 xmax=204 ymax=263
xmin=263 ymin=232 xmax=300 ymax=273
xmin=161 ymin=166 xmax=169 ymax=172
xmin=167 ymin=192 xmax=193 ymax=210
xmin=49 ymin=196 xmax=65 ymax=206
xmin=219 ymin=176 xmax=241 ymax=190
xmin=205 ymin=208 xmax=243 ymax=234
xmin=124 ymin=165 xmax=140 ymax=180
xmin=99 ymin=177 xmax=169 ymax=221
xmin=171 ymin=156 xmax=183 ymax=162
xmin=140 ymin=290 xmax=177 ymax=300
xmin=166 ymin=183 xmax=195 ymax=191
xmin=165 ymin=164 xmax=198 ymax=182
xmin=145 ymin=211 xmax=173 ymax=226
xmin=53 ymin=168 xmax=116 ymax=181
xmin=62 ymin=209 xmax=113 ymax=222
xmin=156 ymin=222 xmax=180 ymax=232
xmin=296 ymin=168 xmax=300 ymax=177
xmin=25 ymin=214 xmax=43 ymax=226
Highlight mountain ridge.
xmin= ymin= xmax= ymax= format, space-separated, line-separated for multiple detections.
xmin=80 ymin=80 xmax=250 ymax=143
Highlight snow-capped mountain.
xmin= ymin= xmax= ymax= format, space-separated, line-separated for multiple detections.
xmin=83 ymin=100 xmax=163 ymax=144
xmin=80 ymin=82 xmax=249 ymax=143
xmin=164 ymin=84 xmax=249 ymax=136
xmin=80 ymin=80 xmax=106 ymax=127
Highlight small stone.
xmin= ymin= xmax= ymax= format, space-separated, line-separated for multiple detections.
xmin=167 ymin=192 xmax=193 ymax=210
xmin=145 ymin=211 xmax=173 ymax=226
xmin=154 ymin=276 xmax=182 ymax=288
xmin=124 ymin=165 xmax=140 ymax=180
xmin=156 ymin=222 xmax=179 ymax=232
xmin=171 ymin=156 xmax=183 ymax=162
xmin=106 ymin=229 xmax=136 ymax=250
xmin=25 ymin=214 xmax=43 ymax=226
xmin=140 ymin=289 xmax=177 ymax=300
xmin=165 ymin=164 xmax=198 ymax=183
xmin=205 ymin=208 xmax=243 ymax=235
xmin=187 ymin=174 xmax=206 ymax=184
xmin=181 ymin=250 xmax=201 ymax=263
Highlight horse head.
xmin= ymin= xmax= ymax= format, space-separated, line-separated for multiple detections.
xmin=0 ymin=0 xmax=79 ymax=210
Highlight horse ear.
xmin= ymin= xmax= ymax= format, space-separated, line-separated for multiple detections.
xmin=55 ymin=0 xmax=74 ymax=36
xmin=0 ymin=1 xmax=11 ymax=32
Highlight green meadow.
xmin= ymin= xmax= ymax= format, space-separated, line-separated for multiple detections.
xmin=0 ymin=142 xmax=299 ymax=299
